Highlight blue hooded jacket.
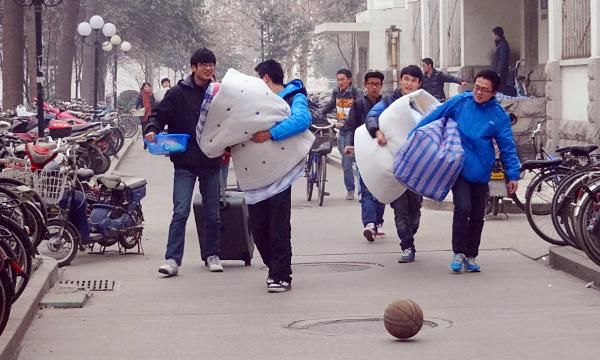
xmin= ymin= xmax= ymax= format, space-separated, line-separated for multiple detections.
xmin=411 ymin=92 xmax=520 ymax=183
xmin=268 ymin=79 xmax=312 ymax=141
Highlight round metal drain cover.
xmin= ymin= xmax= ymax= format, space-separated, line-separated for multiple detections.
xmin=286 ymin=316 xmax=452 ymax=337
xmin=269 ymin=262 xmax=383 ymax=273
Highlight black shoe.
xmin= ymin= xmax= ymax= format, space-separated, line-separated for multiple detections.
xmin=268 ymin=280 xmax=291 ymax=293
xmin=266 ymin=275 xmax=274 ymax=286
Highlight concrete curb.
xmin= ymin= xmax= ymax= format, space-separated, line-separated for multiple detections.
xmin=549 ymin=246 xmax=600 ymax=285
xmin=0 ymin=256 xmax=59 ymax=360
xmin=109 ymin=133 xmax=138 ymax=174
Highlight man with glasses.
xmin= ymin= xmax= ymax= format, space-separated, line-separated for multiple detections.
xmin=363 ymin=65 xmax=424 ymax=263
xmin=144 ymin=48 xmax=224 ymax=276
xmin=412 ymin=69 xmax=520 ymax=273
xmin=421 ymin=58 xmax=467 ymax=102
xmin=343 ymin=71 xmax=386 ymax=241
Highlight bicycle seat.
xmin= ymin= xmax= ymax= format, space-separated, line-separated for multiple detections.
xmin=96 ymin=174 xmax=125 ymax=190
xmin=520 ymin=158 xmax=562 ymax=171
xmin=76 ymin=168 xmax=95 ymax=182
xmin=555 ymin=145 xmax=598 ymax=156
xmin=123 ymin=177 xmax=147 ymax=189
xmin=25 ymin=143 xmax=57 ymax=164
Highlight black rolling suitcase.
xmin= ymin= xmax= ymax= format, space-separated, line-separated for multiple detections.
xmin=193 ymin=189 xmax=254 ymax=266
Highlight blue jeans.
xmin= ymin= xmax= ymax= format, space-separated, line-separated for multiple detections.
xmin=451 ymin=176 xmax=488 ymax=258
xmin=337 ymin=131 xmax=356 ymax=192
xmin=390 ymin=190 xmax=423 ymax=251
xmin=359 ymin=177 xmax=385 ymax=226
xmin=166 ymin=167 xmax=221 ymax=265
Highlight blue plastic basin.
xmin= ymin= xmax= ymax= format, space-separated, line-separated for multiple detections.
xmin=144 ymin=133 xmax=191 ymax=155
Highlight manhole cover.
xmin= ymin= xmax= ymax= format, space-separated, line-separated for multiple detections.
xmin=286 ymin=316 xmax=452 ymax=337
xmin=261 ymin=262 xmax=383 ymax=273
xmin=58 ymin=280 xmax=116 ymax=291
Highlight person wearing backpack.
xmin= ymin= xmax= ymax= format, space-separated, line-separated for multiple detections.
xmin=321 ymin=68 xmax=359 ymax=200
xmin=250 ymin=59 xmax=311 ymax=293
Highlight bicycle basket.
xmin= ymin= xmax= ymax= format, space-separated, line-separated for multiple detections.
xmin=0 ymin=158 xmax=33 ymax=186
xmin=32 ymin=169 xmax=69 ymax=205
xmin=516 ymin=143 xmax=537 ymax=162
xmin=311 ymin=134 xmax=334 ymax=155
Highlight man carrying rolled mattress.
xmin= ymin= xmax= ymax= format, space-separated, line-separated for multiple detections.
xmin=363 ymin=65 xmax=424 ymax=263
xmin=250 ymin=59 xmax=311 ymax=293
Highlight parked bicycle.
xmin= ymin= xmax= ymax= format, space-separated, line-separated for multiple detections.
xmin=305 ymin=121 xmax=336 ymax=206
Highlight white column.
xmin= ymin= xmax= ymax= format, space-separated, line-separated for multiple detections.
xmin=439 ymin=0 xmax=448 ymax=67
xmin=591 ymin=0 xmax=600 ymax=57
xmin=421 ymin=0 xmax=431 ymax=60
xmin=547 ymin=0 xmax=562 ymax=61
xmin=459 ymin=0 xmax=465 ymax=66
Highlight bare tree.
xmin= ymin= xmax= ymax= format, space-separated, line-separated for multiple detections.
xmin=55 ymin=0 xmax=80 ymax=100
xmin=2 ymin=0 xmax=25 ymax=109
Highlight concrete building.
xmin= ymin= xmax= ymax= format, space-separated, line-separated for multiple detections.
xmin=316 ymin=0 xmax=600 ymax=147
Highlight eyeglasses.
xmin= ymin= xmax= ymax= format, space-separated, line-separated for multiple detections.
xmin=197 ymin=63 xmax=215 ymax=68
xmin=473 ymin=84 xmax=493 ymax=94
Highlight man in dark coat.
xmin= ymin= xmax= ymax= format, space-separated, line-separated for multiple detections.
xmin=491 ymin=26 xmax=513 ymax=95
xmin=144 ymin=48 xmax=223 ymax=276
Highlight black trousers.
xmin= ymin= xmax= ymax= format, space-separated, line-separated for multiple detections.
xmin=451 ymin=177 xmax=488 ymax=258
xmin=248 ymin=187 xmax=292 ymax=283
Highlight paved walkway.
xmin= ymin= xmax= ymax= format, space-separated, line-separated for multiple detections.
xmin=18 ymin=141 xmax=600 ymax=360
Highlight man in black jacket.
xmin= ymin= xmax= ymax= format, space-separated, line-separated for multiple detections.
xmin=421 ymin=58 xmax=467 ymax=102
xmin=344 ymin=70 xmax=386 ymax=242
xmin=364 ymin=65 xmax=424 ymax=263
xmin=491 ymin=26 xmax=513 ymax=95
xmin=144 ymin=48 xmax=223 ymax=276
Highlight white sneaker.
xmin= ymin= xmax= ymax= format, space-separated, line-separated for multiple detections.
xmin=206 ymin=255 xmax=224 ymax=272
xmin=376 ymin=224 xmax=386 ymax=237
xmin=363 ymin=223 xmax=376 ymax=242
xmin=158 ymin=259 xmax=179 ymax=276
xmin=346 ymin=191 xmax=355 ymax=200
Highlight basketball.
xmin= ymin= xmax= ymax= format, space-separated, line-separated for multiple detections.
xmin=383 ymin=298 xmax=424 ymax=339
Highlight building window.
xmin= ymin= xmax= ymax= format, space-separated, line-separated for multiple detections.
xmin=561 ymin=0 xmax=591 ymax=59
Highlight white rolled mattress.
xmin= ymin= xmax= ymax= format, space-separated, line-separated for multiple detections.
xmin=198 ymin=68 xmax=313 ymax=191
xmin=354 ymin=89 xmax=439 ymax=203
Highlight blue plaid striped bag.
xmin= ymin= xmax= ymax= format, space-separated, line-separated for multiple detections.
xmin=393 ymin=118 xmax=464 ymax=201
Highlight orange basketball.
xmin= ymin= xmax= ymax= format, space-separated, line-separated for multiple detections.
xmin=383 ymin=298 xmax=424 ymax=339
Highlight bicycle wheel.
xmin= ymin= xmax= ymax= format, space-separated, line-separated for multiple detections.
xmin=318 ymin=154 xmax=327 ymax=206
xmin=525 ymin=169 xmax=570 ymax=245
xmin=0 ymin=268 xmax=12 ymax=336
xmin=550 ymin=170 xmax=596 ymax=248
xmin=577 ymin=191 xmax=600 ymax=266
xmin=0 ymin=178 xmax=48 ymax=223
xmin=118 ymin=207 xmax=143 ymax=249
xmin=0 ymin=216 xmax=33 ymax=301
xmin=120 ymin=115 xmax=138 ymax=138
xmin=306 ymin=154 xmax=316 ymax=201
xmin=39 ymin=219 xmax=79 ymax=267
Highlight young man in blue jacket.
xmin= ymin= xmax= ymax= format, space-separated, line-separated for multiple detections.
xmin=251 ymin=59 xmax=311 ymax=292
xmin=412 ymin=69 xmax=520 ymax=273
xmin=364 ymin=65 xmax=424 ymax=263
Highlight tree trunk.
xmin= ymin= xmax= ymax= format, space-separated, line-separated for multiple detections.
xmin=24 ymin=7 xmax=37 ymax=104
xmin=81 ymin=0 xmax=101 ymax=104
xmin=298 ymin=39 xmax=310 ymax=85
xmin=55 ymin=0 xmax=80 ymax=101
xmin=2 ymin=0 xmax=25 ymax=109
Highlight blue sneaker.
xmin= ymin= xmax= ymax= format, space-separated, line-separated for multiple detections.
xmin=449 ymin=253 xmax=465 ymax=273
xmin=464 ymin=257 xmax=481 ymax=272
xmin=398 ymin=248 xmax=415 ymax=263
